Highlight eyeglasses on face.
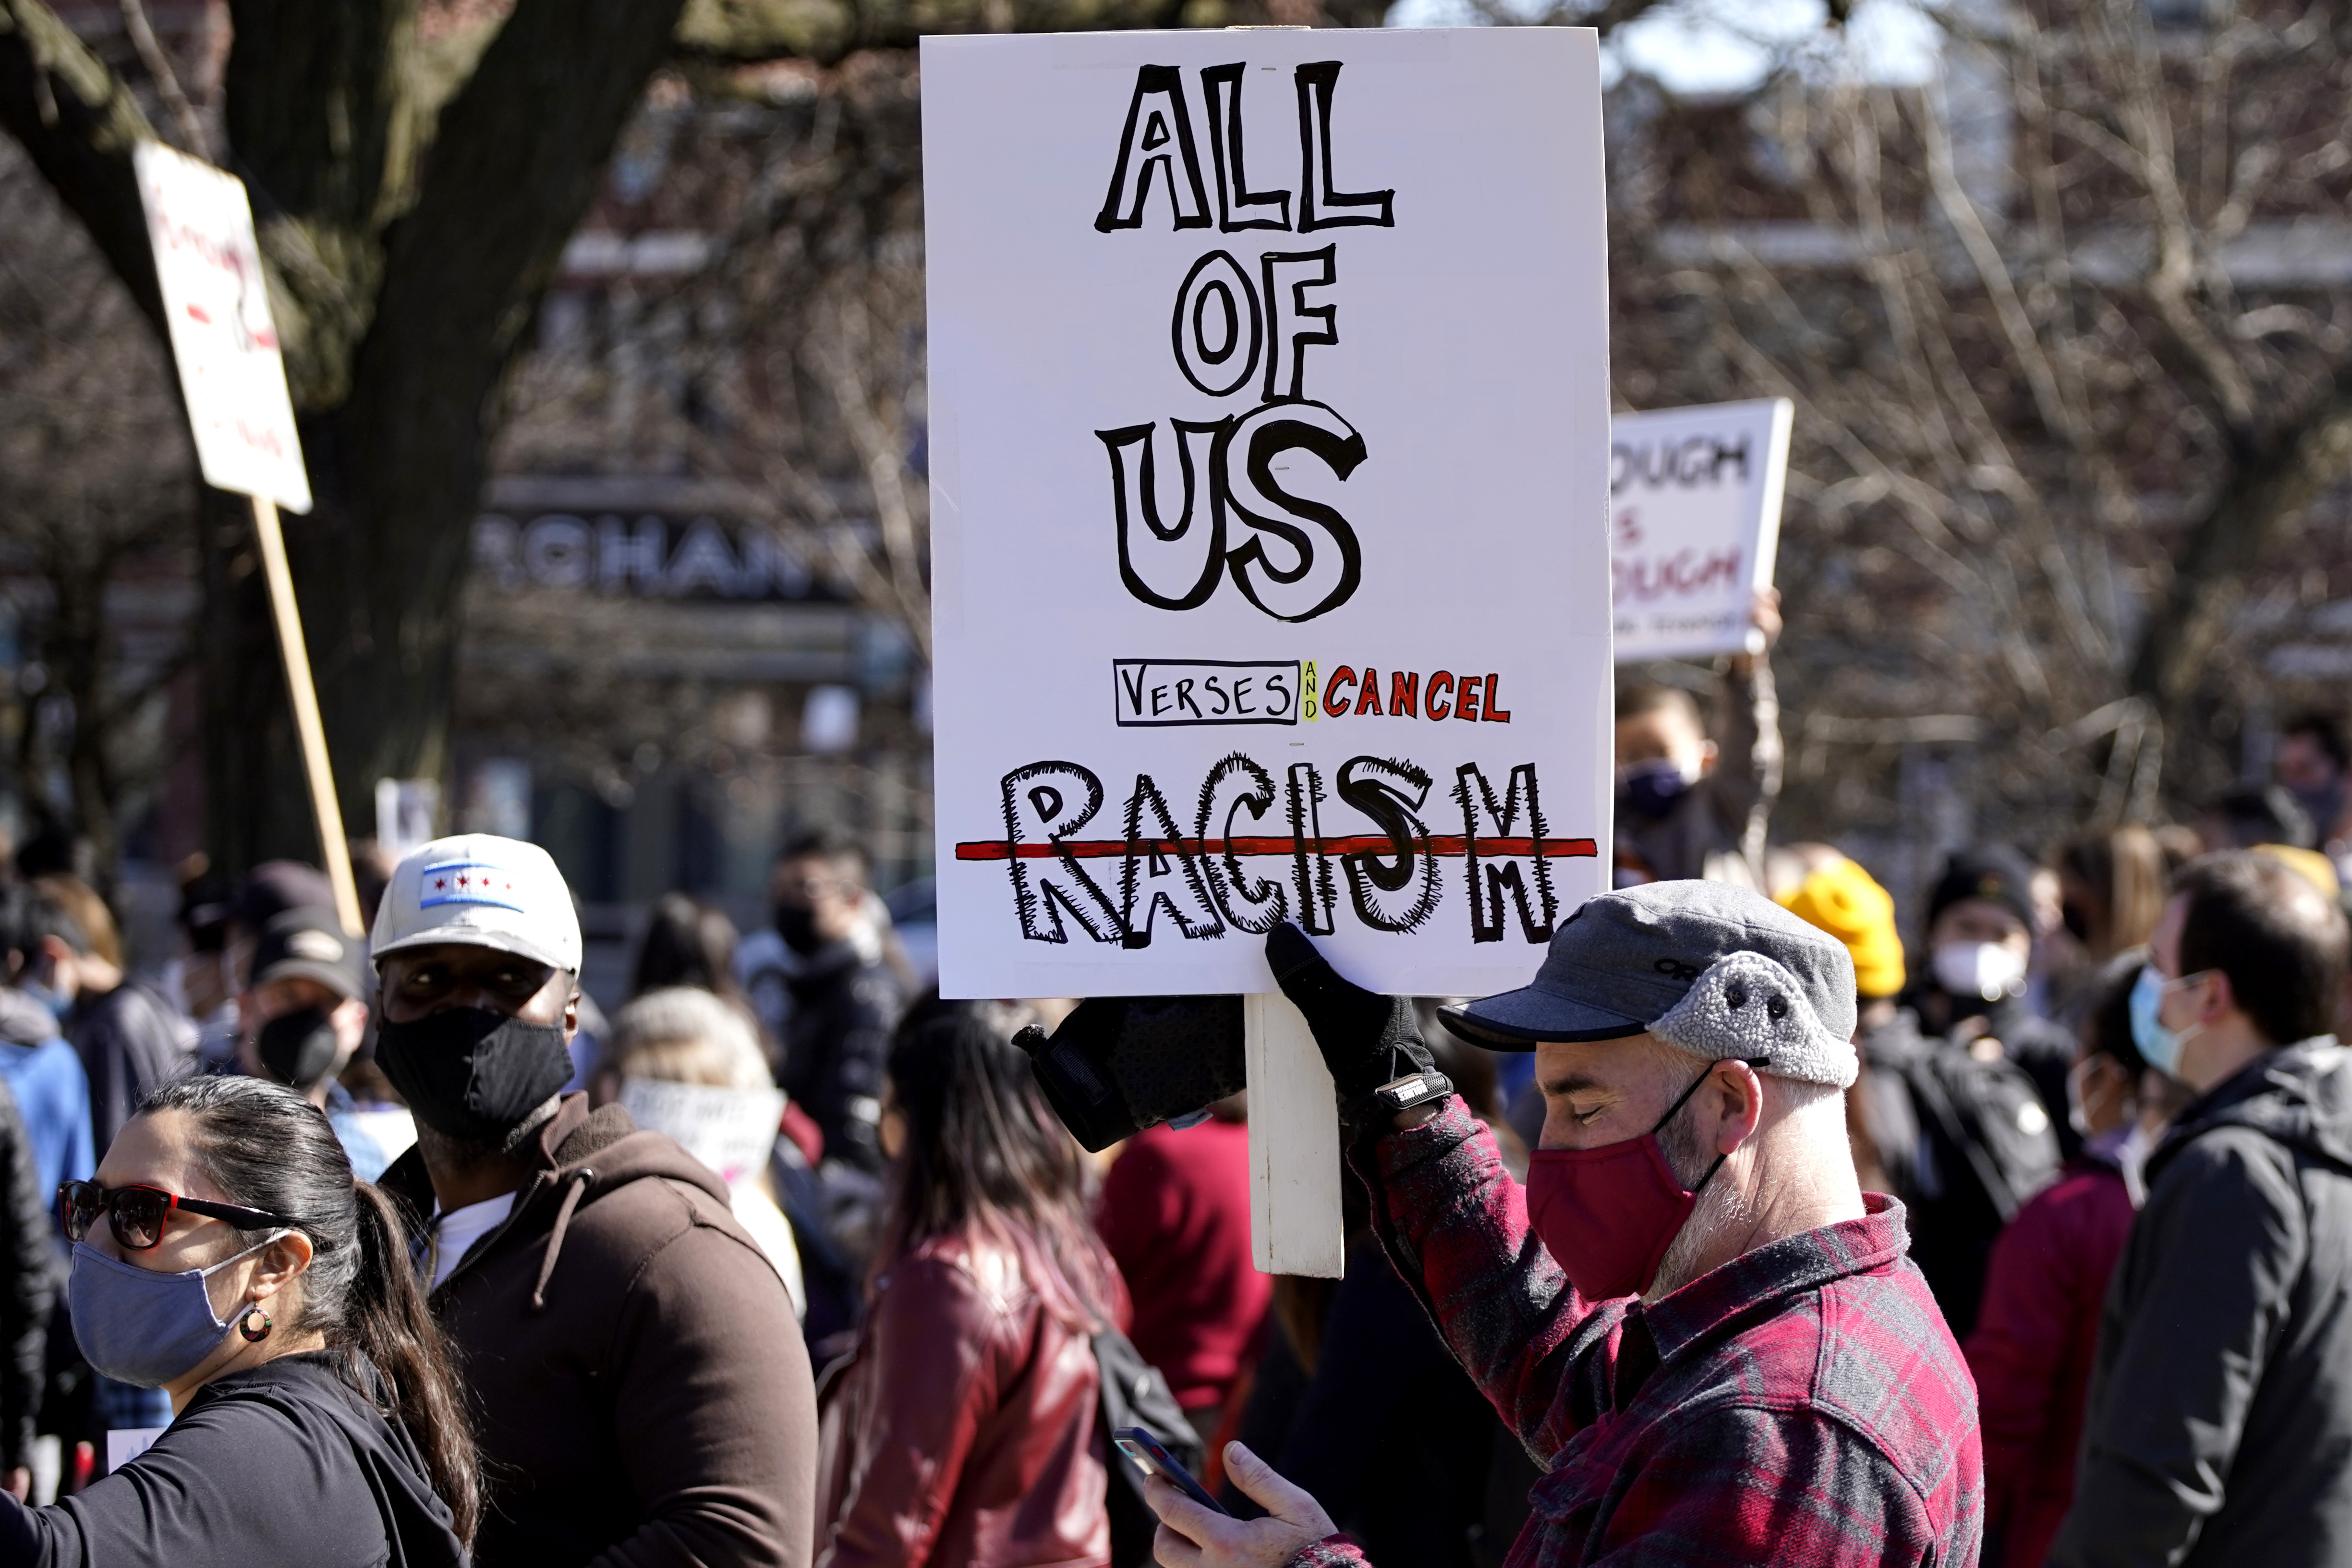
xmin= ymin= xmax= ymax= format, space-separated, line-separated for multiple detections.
xmin=57 ymin=1180 xmax=291 ymax=1252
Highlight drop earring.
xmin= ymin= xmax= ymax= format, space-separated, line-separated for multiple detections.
xmin=238 ymin=1304 xmax=272 ymax=1344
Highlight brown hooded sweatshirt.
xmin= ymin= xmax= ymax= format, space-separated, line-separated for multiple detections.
xmin=382 ymin=1093 xmax=816 ymax=1568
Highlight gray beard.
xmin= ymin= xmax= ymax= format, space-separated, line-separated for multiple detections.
xmin=1646 ymin=1109 xmax=1754 ymax=1301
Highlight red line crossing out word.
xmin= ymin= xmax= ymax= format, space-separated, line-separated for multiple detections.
xmin=957 ymin=835 xmax=1599 ymax=862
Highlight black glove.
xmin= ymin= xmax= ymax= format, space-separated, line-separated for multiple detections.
xmin=1014 ymin=996 xmax=1247 ymax=1153
xmin=1265 ymin=924 xmax=1440 ymax=1131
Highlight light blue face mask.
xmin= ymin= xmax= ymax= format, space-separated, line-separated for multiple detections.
xmin=16 ymin=979 xmax=69 ymax=1025
xmin=2130 ymin=966 xmax=2203 ymax=1079
xmin=68 ymin=1234 xmax=287 ymax=1388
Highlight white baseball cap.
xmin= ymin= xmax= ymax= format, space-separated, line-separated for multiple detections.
xmin=370 ymin=834 xmax=582 ymax=974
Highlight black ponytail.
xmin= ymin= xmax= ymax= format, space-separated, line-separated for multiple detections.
xmin=346 ymin=1182 xmax=480 ymax=1543
xmin=140 ymin=1076 xmax=481 ymax=1543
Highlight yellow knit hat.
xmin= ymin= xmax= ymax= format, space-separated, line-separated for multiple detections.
xmin=2255 ymin=843 xmax=2341 ymax=900
xmin=1777 ymin=857 xmax=1906 ymax=1000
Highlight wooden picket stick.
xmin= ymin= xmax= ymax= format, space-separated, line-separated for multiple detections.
xmin=1245 ymin=992 xmax=1345 ymax=1278
xmin=248 ymin=495 xmax=364 ymax=939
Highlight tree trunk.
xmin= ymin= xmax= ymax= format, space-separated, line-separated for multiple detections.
xmin=2125 ymin=377 xmax=2352 ymax=749
xmin=200 ymin=0 xmax=693 ymax=865
xmin=12 ymin=0 xmax=1395 ymax=874
xmin=199 ymin=379 xmax=500 ymax=868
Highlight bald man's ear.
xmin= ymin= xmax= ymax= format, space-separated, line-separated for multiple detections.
xmin=1710 ymin=1059 xmax=1766 ymax=1155
xmin=564 ymin=980 xmax=581 ymax=1044
xmin=2199 ymin=968 xmax=2242 ymax=1033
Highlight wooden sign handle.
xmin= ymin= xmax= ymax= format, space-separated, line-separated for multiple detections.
xmin=1244 ymin=992 xmax=1345 ymax=1278
xmin=249 ymin=495 xmax=365 ymax=939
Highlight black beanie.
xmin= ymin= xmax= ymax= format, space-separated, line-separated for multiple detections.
xmin=1926 ymin=846 xmax=2038 ymax=934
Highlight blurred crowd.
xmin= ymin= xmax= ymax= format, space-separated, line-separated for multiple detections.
xmin=0 ymin=617 xmax=2344 ymax=1567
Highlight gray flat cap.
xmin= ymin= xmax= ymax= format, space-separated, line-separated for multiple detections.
xmin=1440 ymin=880 xmax=1859 ymax=1056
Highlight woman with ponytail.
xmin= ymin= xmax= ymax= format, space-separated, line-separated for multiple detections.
xmin=816 ymin=1000 xmax=1129 ymax=1568
xmin=0 ymin=1074 xmax=474 ymax=1566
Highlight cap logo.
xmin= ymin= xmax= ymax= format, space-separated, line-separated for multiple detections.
xmin=420 ymin=861 xmax=525 ymax=913
xmin=286 ymin=931 xmax=343 ymax=962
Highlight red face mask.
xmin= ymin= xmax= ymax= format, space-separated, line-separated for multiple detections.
xmin=1525 ymin=1063 xmax=1734 ymax=1301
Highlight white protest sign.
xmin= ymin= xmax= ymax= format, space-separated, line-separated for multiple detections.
xmin=924 ymin=29 xmax=1613 ymax=1002
xmin=133 ymin=141 xmax=312 ymax=513
xmin=136 ymin=143 xmax=364 ymax=937
xmin=1610 ymin=398 xmax=1791 ymax=663
xmin=619 ymin=1077 xmax=786 ymax=1186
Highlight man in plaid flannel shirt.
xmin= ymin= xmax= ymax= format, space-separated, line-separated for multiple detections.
xmin=1146 ymin=883 xmax=1982 ymax=1568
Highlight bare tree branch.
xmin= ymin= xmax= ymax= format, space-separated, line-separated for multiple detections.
xmin=116 ymin=0 xmax=205 ymax=158
xmin=2128 ymin=374 xmax=2352 ymax=706
xmin=0 ymin=0 xmax=162 ymax=329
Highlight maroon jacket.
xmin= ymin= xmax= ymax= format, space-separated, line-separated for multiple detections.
xmin=1301 ymin=1097 xmax=1981 ymax=1568
xmin=383 ymin=1094 xmax=816 ymax=1568
xmin=1964 ymin=1155 xmax=2135 ymax=1568
xmin=1096 ymin=1116 xmax=1269 ymax=1410
xmin=817 ymin=1233 xmax=1128 ymax=1568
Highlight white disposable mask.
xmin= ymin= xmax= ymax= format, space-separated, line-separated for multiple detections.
xmin=1931 ymin=941 xmax=2027 ymax=1003
xmin=2066 ymin=1054 xmax=2138 ymax=1139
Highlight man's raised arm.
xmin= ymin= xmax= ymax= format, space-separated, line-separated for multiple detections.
xmin=1266 ymin=925 xmax=1617 ymax=1458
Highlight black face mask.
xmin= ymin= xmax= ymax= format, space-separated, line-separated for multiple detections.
xmin=374 ymin=1007 xmax=574 ymax=1142
xmin=774 ymin=904 xmax=823 ymax=957
xmin=1616 ymin=760 xmax=1691 ymax=822
xmin=256 ymin=1006 xmax=341 ymax=1089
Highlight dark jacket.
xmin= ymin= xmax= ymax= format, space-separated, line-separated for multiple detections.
xmin=68 ymin=980 xmax=196 ymax=1155
xmin=1964 ymin=1139 xmax=2135 ymax=1568
xmin=0 ymin=1076 xmax=51 ymax=1472
xmin=1857 ymin=997 xmax=2068 ymax=1337
xmin=1224 ymin=1241 xmax=1503 ymax=1568
xmin=382 ymin=1093 xmax=817 ymax=1568
xmin=816 ymin=1232 xmax=1121 ymax=1568
xmin=1888 ymin=989 xmax=2080 ymax=1156
xmin=2055 ymin=1037 xmax=2352 ymax=1568
xmin=0 ymin=1350 xmax=464 ymax=1566
xmin=779 ymin=946 xmax=900 ymax=1176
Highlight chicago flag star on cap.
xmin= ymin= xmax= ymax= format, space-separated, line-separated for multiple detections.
xmin=419 ymin=860 xmax=526 ymax=912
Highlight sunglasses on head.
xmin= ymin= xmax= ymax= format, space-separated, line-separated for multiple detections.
xmin=57 ymin=1180 xmax=291 ymax=1252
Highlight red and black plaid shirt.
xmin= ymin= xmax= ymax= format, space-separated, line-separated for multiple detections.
xmin=1296 ymin=1099 xmax=1982 ymax=1568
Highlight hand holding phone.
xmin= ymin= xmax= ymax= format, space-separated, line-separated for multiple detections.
xmin=1113 ymin=1426 xmax=1227 ymax=1516
xmin=1129 ymin=1436 xmax=1336 ymax=1568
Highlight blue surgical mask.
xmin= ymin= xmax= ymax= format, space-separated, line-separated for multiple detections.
xmin=68 ymin=1234 xmax=287 ymax=1388
xmin=2130 ymin=966 xmax=2201 ymax=1079
xmin=16 ymin=979 xmax=68 ymax=1025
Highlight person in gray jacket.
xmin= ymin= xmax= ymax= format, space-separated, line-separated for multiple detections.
xmin=2053 ymin=851 xmax=2352 ymax=1568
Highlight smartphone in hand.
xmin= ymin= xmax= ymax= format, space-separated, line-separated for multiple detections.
xmin=1112 ymin=1426 xmax=1228 ymax=1516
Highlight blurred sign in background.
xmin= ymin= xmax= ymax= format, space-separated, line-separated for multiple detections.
xmin=1611 ymin=399 xmax=1792 ymax=664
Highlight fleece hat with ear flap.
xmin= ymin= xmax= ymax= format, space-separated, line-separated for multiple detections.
xmin=1648 ymin=951 xmax=1858 ymax=1089
xmin=1439 ymin=880 xmax=1859 ymax=1085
